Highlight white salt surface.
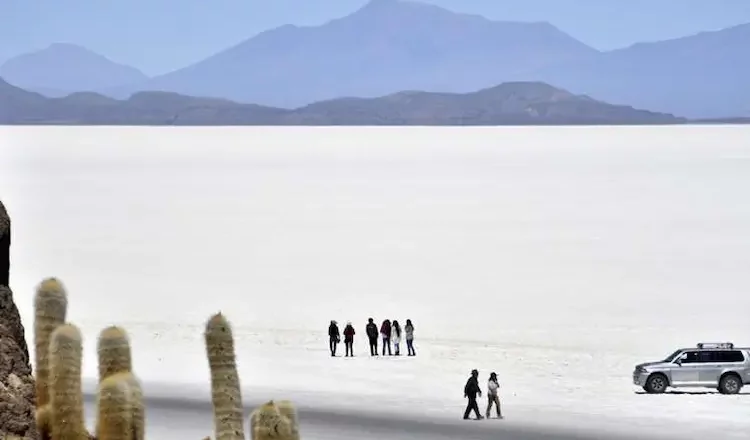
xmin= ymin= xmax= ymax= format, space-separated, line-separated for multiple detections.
xmin=1 ymin=125 xmax=750 ymax=439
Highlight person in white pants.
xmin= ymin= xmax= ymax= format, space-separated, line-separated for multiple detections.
xmin=486 ymin=372 xmax=503 ymax=419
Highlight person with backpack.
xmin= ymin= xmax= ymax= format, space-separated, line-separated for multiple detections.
xmin=486 ymin=372 xmax=503 ymax=419
xmin=463 ymin=369 xmax=484 ymax=420
xmin=343 ymin=321 xmax=356 ymax=357
xmin=365 ymin=318 xmax=379 ymax=356
xmin=380 ymin=319 xmax=392 ymax=356
xmin=404 ymin=319 xmax=416 ymax=356
xmin=328 ymin=320 xmax=340 ymax=357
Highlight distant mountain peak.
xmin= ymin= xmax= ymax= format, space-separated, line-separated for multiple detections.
xmin=0 ymin=43 xmax=149 ymax=95
xmin=100 ymin=0 xmax=600 ymax=108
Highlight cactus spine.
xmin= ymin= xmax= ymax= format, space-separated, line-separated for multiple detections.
xmin=205 ymin=312 xmax=245 ymax=440
xmin=97 ymin=325 xmax=144 ymax=440
xmin=48 ymin=323 xmax=88 ymax=440
xmin=95 ymin=372 xmax=134 ymax=440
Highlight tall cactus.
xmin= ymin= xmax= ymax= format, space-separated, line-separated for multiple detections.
xmin=48 ymin=323 xmax=88 ymax=440
xmin=97 ymin=326 xmax=144 ymax=440
xmin=34 ymin=278 xmax=68 ymax=440
xmin=95 ymin=372 xmax=134 ymax=440
xmin=97 ymin=326 xmax=132 ymax=380
xmin=249 ymin=401 xmax=294 ymax=440
xmin=34 ymin=278 xmax=68 ymax=407
xmin=204 ymin=312 xmax=245 ymax=440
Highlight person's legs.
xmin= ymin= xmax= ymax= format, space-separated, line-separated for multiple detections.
xmin=406 ymin=339 xmax=413 ymax=356
xmin=486 ymin=395 xmax=493 ymax=418
xmin=463 ymin=399 xmax=473 ymax=419
xmin=471 ymin=397 xmax=482 ymax=419
xmin=370 ymin=338 xmax=377 ymax=356
xmin=387 ymin=338 xmax=392 ymax=355
xmin=394 ymin=342 xmax=400 ymax=355
xmin=381 ymin=337 xmax=386 ymax=355
xmin=495 ymin=396 xmax=503 ymax=418
xmin=329 ymin=338 xmax=335 ymax=356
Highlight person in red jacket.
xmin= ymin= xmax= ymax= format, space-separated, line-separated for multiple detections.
xmin=343 ymin=321 xmax=356 ymax=357
xmin=380 ymin=319 xmax=392 ymax=356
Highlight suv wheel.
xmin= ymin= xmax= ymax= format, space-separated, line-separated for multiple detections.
xmin=718 ymin=374 xmax=742 ymax=395
xmin=644 ymin=373 xmax=668 ymax=394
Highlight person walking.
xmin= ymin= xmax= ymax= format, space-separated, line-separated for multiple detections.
xmin=404 ymin=319 xmax=416 ymax=356
xmin=463 ymin=369 xmax=484 ymax=420
xmin=365 ymin=318 xmax=379 ymax=356
xmin=328 ymin=320 xmax=340 ymax=357
xmin=486 ymin=372 xmax=503 ymax=419
xmin=391 ymin=320 xmax=402 ymax=355
xmin=343 ymin=321 xmax=356 ymax=357
xmin=380 ymin=319 xmax=392 ymax=356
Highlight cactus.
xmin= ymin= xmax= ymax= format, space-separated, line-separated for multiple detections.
xmin=249 ymin=401 xmax=295 ymax=440
xmin=95 ymin=372 xmax=134 ymax=440
xmin=97 ymin=326 xmax=132 ymax=381
xmin=34 ymin=278 xmax=68 ymax=408
xmin=205 ymin=312 xmax=245 ymax=440
xmin=124 ymin=372 xmax=145 ymax=440
xmin=35 ymin=279 xmax=68 ymax=440
xmin=96 ymin=325 xmax=144 ymax=440
xmin=35 ymin=404 xmax=51 ymax=440
xmin=48 ymin=323 xmax=88 ymax=440
xmin=275 ymin=400 xmax=299 ymax=440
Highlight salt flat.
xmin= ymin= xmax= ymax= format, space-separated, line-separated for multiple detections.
xmin=1 ymin=125 xmax=750 ymax=439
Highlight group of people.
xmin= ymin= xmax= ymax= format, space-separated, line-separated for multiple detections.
xmin=463 ymin=369 xmax=503 ymax=420
xmin=327 ymin=318 xmax=416 ymax=357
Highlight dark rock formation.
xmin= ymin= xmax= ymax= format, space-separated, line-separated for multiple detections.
xmin=0 ymin=200 xmax=37 ymax=440
xmin=1 ymin=200 xmax=9 ymax=287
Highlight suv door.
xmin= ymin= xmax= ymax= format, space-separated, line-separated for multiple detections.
xmin=698 ymin=350 xmax=745 ymax=384
xmin=672 ymin=351 xmax=701 ymax=385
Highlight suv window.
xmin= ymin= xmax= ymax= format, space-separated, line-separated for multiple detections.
xmin=678 ymin=351 xmax=700 ymax=363
xmin=696 ymin=350 xmax=745 ymax=363
xmin=715 ymin=350 xmax=744 ymax=363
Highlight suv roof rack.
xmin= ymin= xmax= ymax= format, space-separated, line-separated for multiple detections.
xmin=697 ymin=342 xmax=734 ymax=349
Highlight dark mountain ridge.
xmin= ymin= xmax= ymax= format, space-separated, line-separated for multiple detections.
xmin=0 ymin=76 xmax=686 ymax=126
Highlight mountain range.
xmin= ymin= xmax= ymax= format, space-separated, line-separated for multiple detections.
xmin=1 ymin=0 xmax=748 ymax=119
xmin=0 ymin=76 xmax=689 ymax=125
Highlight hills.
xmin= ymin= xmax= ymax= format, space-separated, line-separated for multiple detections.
xmin=0 ymin=43 xmax=148 ymax=97
xmin=2 ymin=0 xmax=748 ymax=119
xmin=0 ymin=77 xmax=684 ymax=125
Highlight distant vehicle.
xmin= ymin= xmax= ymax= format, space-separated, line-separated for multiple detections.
xmin=633 ymin=342 xmax=750 ymax=395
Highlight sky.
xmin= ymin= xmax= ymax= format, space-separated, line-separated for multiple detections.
xmin=2 ymin=0 xmax=749 ymax=76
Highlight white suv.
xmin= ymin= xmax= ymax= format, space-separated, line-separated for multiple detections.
xmin=633 ymin=342 xmax=750 ymax=394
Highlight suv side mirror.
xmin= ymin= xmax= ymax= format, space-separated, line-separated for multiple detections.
xmin=675 ymin=358 xmax=682 ymax=366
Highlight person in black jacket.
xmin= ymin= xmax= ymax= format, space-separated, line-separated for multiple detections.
xmin=328 ymin=320 xmax=340 ymax=357
xmin=343 ymin=321 xmax=356 ymax=357
xmin=365 ymin=318 xmax=379 ymax=356
xmin=463 ymin=369 xmax=484 ymax=420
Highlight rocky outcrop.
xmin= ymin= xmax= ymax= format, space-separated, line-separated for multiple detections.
xmin=0 ymin=200 xmax=38 ymax=440
xmin=1 ymin=200 xmax=9 ymax=286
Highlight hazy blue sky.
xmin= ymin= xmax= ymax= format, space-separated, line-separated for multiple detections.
xmin=2 ymin=0 xmax=749 ymax=75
